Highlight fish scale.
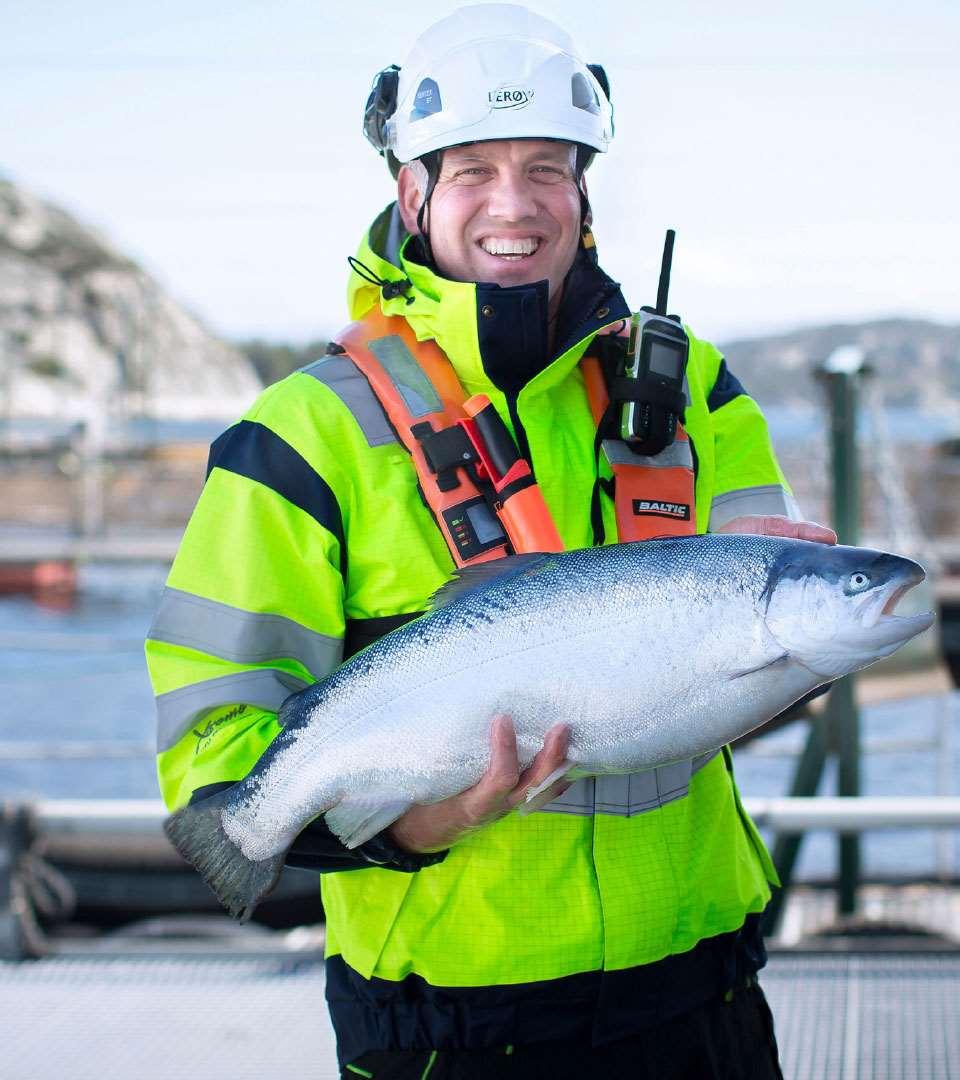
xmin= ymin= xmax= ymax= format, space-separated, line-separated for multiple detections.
xmin=164 ymin=534 xmax=934 ymax=919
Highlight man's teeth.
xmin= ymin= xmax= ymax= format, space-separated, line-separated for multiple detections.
xmin=479 ymin=237 xmax=541 ymax=257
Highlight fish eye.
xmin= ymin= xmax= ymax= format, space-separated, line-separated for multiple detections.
xmin=845 ymin=571 xmax=872 ymax=594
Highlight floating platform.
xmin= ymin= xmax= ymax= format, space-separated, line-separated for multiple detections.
xmin=0 ymin=560 xmax=76 ymax=598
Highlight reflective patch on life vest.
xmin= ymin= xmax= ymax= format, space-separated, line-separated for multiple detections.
xmin=367 ymin=335 xmax=443 ymax=418
xmin=601 ymin=438 xmax=693 ymax=471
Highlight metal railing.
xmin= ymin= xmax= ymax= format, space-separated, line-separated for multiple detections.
xmin=2 ymin=794 xmax=960 ymax=960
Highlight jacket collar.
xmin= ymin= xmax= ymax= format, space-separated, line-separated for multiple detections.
xmin=348 ymin=203 xmax=629 ymax=402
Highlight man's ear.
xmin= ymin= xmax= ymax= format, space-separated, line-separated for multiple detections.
xmin=397 ymin=166 xmax=423 ymax=234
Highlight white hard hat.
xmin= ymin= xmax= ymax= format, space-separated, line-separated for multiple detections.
xmin=364 ymin=4 xmax=613 ymax=167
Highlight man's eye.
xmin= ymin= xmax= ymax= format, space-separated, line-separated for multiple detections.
xmin=531 ymin=166 xmax=569 ymax=183
xmin=440 ymin=169 xmax=487 ymax=187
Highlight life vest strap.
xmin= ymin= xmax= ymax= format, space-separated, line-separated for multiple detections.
xmin=338 ymin=314 xmax=510 ymax=568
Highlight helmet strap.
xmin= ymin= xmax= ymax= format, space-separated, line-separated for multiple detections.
xmin=575 ymin=152 xmax=596 ymax=256
xmin=414 ymin=151 xmax=442 ymax=263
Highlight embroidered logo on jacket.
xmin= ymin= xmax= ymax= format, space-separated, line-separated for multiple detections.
xmin=193 ymin=704 xmax=247 ymax=755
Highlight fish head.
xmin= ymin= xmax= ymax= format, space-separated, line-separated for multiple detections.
xmin=761 ymin=541 xmax=935 ymax=679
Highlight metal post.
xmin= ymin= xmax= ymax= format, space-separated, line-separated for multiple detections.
xmin=938 ymin=692 xmax=957 ymax=880
xmin=833 ymin=676 xmax=861 ymax=914
xmin=0 ymin=804 xmax=32 ymax=959
xmin=762 ymin=709 xmax=829 ymax=935
xmin=820 ymin=347 xmax=869 ymax=916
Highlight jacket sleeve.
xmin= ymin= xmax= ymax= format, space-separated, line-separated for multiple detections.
xmin=145 ymin=373 xmax=443 ymax=873
xmin=704 ymin=357 xmax=802 ymax=530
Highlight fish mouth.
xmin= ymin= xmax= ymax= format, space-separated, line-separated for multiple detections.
xmin=870 ymin=566 xmax=934 ymax=640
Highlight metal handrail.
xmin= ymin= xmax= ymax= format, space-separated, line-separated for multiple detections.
xmin=745 ymin=797 xmax=960 ymax=831
xmin=17 ymin=795 xmax=960 ymax=837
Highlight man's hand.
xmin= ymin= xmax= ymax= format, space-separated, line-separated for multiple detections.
xmin=387 ymin=716 xmax=571 ymax=854
xmin=717 ymin=515 xmax=837 ymax=545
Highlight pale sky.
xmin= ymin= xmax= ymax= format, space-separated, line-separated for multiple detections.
xmin=4 ymin=0 xmax=958 ymax=345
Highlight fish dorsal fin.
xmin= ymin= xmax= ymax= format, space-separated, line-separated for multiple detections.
xmin=428 ymin=553 xmax=556 ymax=611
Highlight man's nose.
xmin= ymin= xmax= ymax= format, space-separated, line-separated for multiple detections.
xmin=485 ymin=172 xmax=540 ymax=222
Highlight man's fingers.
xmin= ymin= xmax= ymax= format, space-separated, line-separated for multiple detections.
xmin=718 ymin=514 xmax=837 ymax=545
xmin=518 ymin=723 xmax=569 ymax=787
xmin=795 ymin=521 xmax=838 ymax=544
xmin=508 ymin=723 xmax=570 ymax=809
xmin=765 ymin=516 xmax=837 ymax=544
xmin=487 ymin=714 xmax=520 ymax=790
xmin=460 ymin=715 xmax=520 ymax=824
xmin=391 ymin=717 xmax=520 ymax=848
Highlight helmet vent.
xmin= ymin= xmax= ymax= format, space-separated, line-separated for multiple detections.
xmin=411 ymin=78 xmax=442 ymax=122
xmin=571 ymin=72 xmax=600 ymax=115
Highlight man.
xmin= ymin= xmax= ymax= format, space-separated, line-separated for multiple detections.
xmin=147 ymin=6 xmax=834 ymax=1077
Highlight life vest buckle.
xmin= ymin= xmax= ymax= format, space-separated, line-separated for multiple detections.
xmin=411 ymin=421 xmax=478 ymax=492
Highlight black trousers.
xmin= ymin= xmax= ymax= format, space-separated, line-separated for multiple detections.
xmin=341 ymin=980 xmax=783 ymax=1080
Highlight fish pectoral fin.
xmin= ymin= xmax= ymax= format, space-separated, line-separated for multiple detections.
xmin=728 ymin=652 xmax=789 ymax=680
xmin=517 ymin=761 xmax=575 ymax=816
xmin=324 ymin=795 xmax=414 ymax=849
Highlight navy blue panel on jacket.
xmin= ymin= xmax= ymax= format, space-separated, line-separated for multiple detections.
xmin=207 ymin=420 xmax=345 ymax=574
xmin=326 ymin=914 xmax=768 ymax=1066
xmin=706 ymin=359 xmax=747 ymax=412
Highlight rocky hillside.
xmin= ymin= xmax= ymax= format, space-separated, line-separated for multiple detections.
xmin=720 ymin=319 xmax=960 ymax=413
xmin=0 ymin=177 xmax=262 ymax=421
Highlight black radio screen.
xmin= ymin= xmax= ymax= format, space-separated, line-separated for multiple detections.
xmin=466 ymin=501 xmax=504 ymax=545
xmin=647 ymin=339 xmax=685 ymax=380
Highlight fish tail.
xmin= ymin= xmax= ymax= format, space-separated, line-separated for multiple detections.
xmin=164 ymin=789 xmax=284 ymax=923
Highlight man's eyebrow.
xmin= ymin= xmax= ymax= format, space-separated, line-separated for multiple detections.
xmin=444 ymin=147 xmax=575 ymax=168
xmin=519 ymin=149 xmax=576 ymax=167
xmin=443 ymin=151 xmax=494 ymax=165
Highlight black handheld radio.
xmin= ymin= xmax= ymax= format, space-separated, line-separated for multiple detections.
xmin=620 ymin=230 xmax=690 ymax=454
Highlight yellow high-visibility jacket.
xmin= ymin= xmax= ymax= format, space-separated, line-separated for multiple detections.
xmin=146 ymin=205 xmax=795 ymax=1061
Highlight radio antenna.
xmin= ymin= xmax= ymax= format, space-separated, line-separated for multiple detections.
xmin=655 ymin=229 xmax=675 ymax=316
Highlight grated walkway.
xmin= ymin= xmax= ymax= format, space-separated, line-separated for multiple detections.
xmin=2 ymin=955 xmax=338 ymax=1080
xmin=762 ymin=955 xmax=960 ymax=1079
xmin=3 ymin=953 xmax=959 ymax=1079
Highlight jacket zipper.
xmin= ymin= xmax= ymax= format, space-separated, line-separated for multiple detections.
xmin=505 ymin=392 xmax=534 ymax=478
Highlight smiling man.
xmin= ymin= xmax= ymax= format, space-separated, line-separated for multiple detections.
xmin=147 ymin=5 xmax=834 ymax=1078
